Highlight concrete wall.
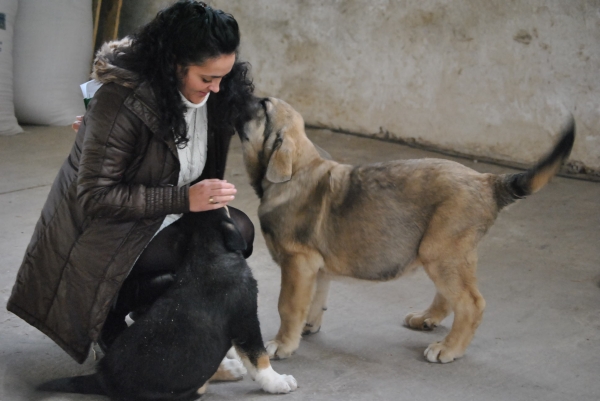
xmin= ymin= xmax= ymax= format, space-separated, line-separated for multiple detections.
xmin=120 ymin=0 xmax=600 ymax=174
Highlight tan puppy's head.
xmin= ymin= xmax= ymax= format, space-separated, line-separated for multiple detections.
xmin=241 ymin=97 xmax=314 ymax=197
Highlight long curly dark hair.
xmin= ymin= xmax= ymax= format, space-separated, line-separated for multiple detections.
xmin=116 ymin=0 xmax=255 ymax=147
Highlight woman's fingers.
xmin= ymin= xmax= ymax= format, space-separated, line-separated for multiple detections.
xmin=208 ymin=194 xmax=235 ymax=204
xmin=208 ymin=186 xmax=237 ymax=205
xmin=207 ymin=180 xmax=236 ymax=196
xmin=207 ymin=179 xmax=235 ymax=189
xmin=189 ymin=179 xmax=237 ymax=212
xmin=72 ymin=115 xmax=83 ymax=132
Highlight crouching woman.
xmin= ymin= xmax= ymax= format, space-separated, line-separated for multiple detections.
xmin=7 ymin=0 xmax=256 ymax=364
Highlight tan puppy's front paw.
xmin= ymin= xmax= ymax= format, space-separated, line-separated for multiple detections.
xmin=265 ymin=340 xmax=295 ymax=359
xmin=424 ymin=342 xmax=461 ymax=363
xmin=405 ymin=312 xmax=438 ymax=331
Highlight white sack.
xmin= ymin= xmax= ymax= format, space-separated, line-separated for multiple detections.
xmin=14 ymin=0 xmax=92 ymax=126
xmin=0 ymin=0 xmax=22 ymax=135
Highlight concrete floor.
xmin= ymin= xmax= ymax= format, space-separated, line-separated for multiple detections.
xmin=1 ymin=125 xmax=599 ymax=401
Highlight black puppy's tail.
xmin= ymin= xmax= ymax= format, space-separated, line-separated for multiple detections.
xmin=493 ymin=116 xmax=575 ymax=210
xmin=37 ymin=373 xmax=105 ymax=395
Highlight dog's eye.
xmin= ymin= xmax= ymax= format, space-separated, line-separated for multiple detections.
xmin=260 ymin=100 xmax=269 ymax=116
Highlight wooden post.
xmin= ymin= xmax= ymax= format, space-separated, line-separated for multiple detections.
xmin=92 ymin=0 xmax=102 ymax=49
xmin=92 ymin=0 xmax=123 ymax=55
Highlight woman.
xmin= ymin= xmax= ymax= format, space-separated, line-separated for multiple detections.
xmin=7 ymin=1 xmax=256 ymax=364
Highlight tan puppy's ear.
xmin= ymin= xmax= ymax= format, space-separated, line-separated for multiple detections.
xmin=266 ymin=132 xmax=294 ymax=183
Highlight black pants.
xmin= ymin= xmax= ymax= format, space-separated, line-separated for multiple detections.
xmin=109 ymin=206 xmax=254 ymax=322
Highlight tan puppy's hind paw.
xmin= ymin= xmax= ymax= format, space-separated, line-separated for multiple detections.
xmin=302 ymin=322 xmax=321 ymax=336
xmin=404 ymin=312 xmax=438 ymax=331
xmin=424 ymin=342 xmax=462 ymax=363
xmin=265 ymin=340 xmax=295 ymax=360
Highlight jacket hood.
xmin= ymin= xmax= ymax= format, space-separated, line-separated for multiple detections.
xmin=91 ymin=38 xmax=140 ymax=88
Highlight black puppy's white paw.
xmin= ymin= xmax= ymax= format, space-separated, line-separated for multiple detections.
xmin=256 ymin=366 xmax=298 ymax=394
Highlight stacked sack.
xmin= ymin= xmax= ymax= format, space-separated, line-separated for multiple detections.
xmin=1 ymin=0 xmax=92 ymax=135
xmin=0 ymin=0 xmax=21 ymax=135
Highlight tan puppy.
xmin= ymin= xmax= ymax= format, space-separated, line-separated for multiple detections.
xmin=240 ymin=97 xmax=575 ymax=363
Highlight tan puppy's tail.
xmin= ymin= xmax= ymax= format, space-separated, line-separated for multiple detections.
xmin=493 ymin=116 xmax=575 ymax=210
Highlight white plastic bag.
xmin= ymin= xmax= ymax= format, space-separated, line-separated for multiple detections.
xmin=13 ymin=0 xmax=92 ymax=126
xmin=80 ymin=79 xmax=103 ymax=109
xmin=0 ymin=0 xmax=22 ymax=135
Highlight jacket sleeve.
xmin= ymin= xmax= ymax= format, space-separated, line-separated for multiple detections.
xmin=77 ymin=85 xmax=189 ymax=220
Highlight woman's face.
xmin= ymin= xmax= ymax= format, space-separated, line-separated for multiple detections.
xmin=178 ymin=53 xmax=236 ymax=104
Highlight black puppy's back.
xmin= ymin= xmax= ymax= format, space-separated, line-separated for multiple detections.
xmin=40 ymin=208 xmax=256 ymax=401
xmin=98 ymin=208 xmax=253 ymax=400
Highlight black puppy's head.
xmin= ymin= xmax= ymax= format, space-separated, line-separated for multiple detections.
xmin=220 ymin=216 xmax=247 ymax=253
xmin=184 ymin=208 xmax=247 ymax=255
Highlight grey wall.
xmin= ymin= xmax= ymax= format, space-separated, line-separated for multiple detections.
xmin=120 ymin=0 xmax=600 ymax=174
xmin=119 ymin=0 xmax=171 ymax=37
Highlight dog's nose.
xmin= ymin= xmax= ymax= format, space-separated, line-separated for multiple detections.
xmin=259 ymin=97 xmax=270 ymax=108
xmin=237 ymin=128 xmax=249 ymax=141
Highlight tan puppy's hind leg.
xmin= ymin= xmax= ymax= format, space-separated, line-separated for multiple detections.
xmin=267 ymin=253 xmax=320 ymax=359
xmin=423 ymin=286 xmax=485 ymax=363
xmin=405 ymin=291 xmax=452 ymax=331
xmin=421 ymin=250 xmax=486 ymax=363
xmin=303 ymin=270 xmax=330 ymax=335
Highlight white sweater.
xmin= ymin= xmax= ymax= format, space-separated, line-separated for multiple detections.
xmin=156 ymin=92 xmax=210 ymax=233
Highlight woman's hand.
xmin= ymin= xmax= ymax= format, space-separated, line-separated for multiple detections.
xmin=72 ymin=115 xmax=83 ymax=132
xmin=189 ymin=179 xmax=237 ymax=212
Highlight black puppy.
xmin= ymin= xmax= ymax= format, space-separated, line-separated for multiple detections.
xmin=39 ymin=208 xmax=297 ymax=400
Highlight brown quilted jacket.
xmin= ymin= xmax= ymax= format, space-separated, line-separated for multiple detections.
xmin=6 ymin=41 xmax=232 ymax=363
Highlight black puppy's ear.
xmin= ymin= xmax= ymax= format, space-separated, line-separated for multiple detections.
xmin=220 ymin=220 xmax=247 ymax=252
